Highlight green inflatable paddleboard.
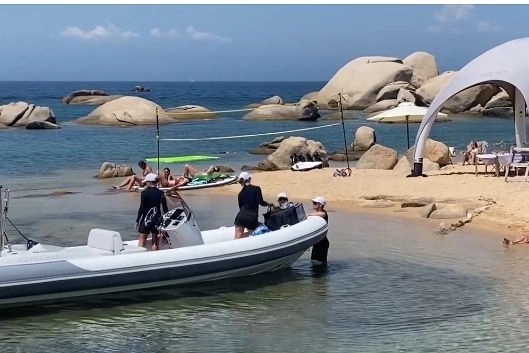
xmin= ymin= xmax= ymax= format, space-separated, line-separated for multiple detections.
xmin=145 ymin=155 xmax=219 ymax=164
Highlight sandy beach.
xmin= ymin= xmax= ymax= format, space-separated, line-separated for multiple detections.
xmin=212 ymin=163 xmax=529 ymax=239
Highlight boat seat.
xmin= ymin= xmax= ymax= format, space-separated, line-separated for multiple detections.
xmin=121 ymin=244 xmax=148 ymax=254
xmin=87 ymin=229 xmax=124 ymax=255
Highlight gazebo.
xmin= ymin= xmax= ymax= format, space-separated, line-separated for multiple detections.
xmin=411 ymin=37 xmax=529 ymax=177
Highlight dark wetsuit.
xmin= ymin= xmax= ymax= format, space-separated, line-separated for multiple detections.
xmin=136 ymin=186 xmax=169 ymax=234
xmin=311 ymin=210 xmax=329 ymax=264
xmin=235 ymin=185 xmax=268 ymax=230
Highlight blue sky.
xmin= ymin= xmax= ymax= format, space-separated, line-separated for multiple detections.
xmin=0 ymin=4 xmax=525 ymax=81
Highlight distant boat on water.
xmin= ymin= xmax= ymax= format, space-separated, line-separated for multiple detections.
xmin=132 ymin=85 xmax=151 ymax=92
xmin=190 ymin=78 xmax=195 ymax=83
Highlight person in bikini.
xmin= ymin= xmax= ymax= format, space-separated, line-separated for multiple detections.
xmin=166 ymin=164 xmax=222 ymax=190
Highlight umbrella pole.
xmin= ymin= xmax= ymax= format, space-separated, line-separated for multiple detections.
xmin=338 ymin=93 xmax=351 ymax=174
xmin=156 ymin=108 xmax=160 ymax=174
xmin=406 ymin=115 xmax=410 ymax=149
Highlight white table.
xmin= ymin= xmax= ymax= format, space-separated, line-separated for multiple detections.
xmin=475 ymin=153 xmax=511 ymax=177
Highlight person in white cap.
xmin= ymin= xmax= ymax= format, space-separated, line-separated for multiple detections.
xmin=309 ymin=196 xmax=329 ymax=265
xmin=136 ymin=173 xmax=168 ymax=251
xmin=234 ymin=171 xmax=270 ymax=239
xmin=277 ymin=192 xmax=294 ymax=209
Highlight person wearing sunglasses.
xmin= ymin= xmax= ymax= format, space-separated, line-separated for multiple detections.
xmin=309 ymin=196 xmax=329 ymax=265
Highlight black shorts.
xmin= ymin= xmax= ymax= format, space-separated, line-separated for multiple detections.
xmin=138 ymin=223 xmax=159 ymax=235
xmin=311 ymin=236 xmax=329 ymax=264
xmin=234 ymin=209 xmax=259 ymax=230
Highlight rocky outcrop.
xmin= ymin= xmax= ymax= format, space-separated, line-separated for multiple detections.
xmin=376 ymin=81 xmax=415 ymax=102
xmin=393 ymin=156 xmax=439 ymax=175
xmin=318 ymin=56 xmax=414 ymax=110
xmin=243 ymin=100 xmax=320 ymax=121
xmin=251 ymin=136 xmax=286 ymax=155
xmin=264 ymin=136 xmax=328 ymax=170
xmin=98 ymin=162 xmax=134 ymax=179
xmin=26 ymin=120 xmax=60 ymax=129
xmin=403 ymin=51 xmax=438 ymax=87
xmin=165 ymin=105 xmax=216 ymax=119
xmin=62 ymin=90 xmax=122 ymax=105
xmin=483 ymin=89 xmax=512 ymax=117
xmin=401 ymin=138 xmax=451 ymax=166
xmin=356 ymin=144 xmax=398 ymax=170
xmin=415 ymin=71 xmax=499 ymax=113
xmin=352 ymin=126 xmax=376 ymax=151
xmin=76 ymin=96 xmax=172 ymax=126
xmin=396 ymin=88 xmax=415 ymax=104
xmin=247 ymin=95 xmax=284 ymax=108
xmin=0 ymin=101 xmax=57 ymax=128
xmin=364 ymin=99 xmax=397 ymax=114
xmin=415 ymin=71 xmax=456 ymax=106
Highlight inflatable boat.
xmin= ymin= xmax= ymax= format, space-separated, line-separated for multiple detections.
xmin=0 ymin=187 xmax=327 ymax=308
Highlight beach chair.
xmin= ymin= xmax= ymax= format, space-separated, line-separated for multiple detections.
xmin=504 ymin=146 xmax=529 ymax=182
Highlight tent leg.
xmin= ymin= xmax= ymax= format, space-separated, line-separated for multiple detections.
xmin=406 ymin=116 xmax=410 ymax=149
xmin=407 ymin=160 xmax=427 ymax=178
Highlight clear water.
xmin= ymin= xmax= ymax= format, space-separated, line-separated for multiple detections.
xmin=0 ymin=82 xmax=525 ymax=352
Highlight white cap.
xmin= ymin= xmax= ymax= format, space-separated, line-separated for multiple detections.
xmin=277 ymin=192 xmax=288 ymax=200
xmin=143 ymin=173 xmax=158 ymax=182
xmin=238 ymin=171 xmax=251 ymax=181
xmin=312 ymin=196 xmax=326 ymax=206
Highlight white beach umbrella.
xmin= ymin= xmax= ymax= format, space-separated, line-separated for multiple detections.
xmin=367 ymin=102 xmax=449 ymax=148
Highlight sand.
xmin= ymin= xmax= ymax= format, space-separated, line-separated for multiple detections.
xmin=212 ymin=164 xmax=529 ymax=239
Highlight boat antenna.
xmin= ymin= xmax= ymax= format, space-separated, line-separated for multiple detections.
xmin=338 ymin=93 xmax=352 ymax=176
xmin=156 ymin=108 xmax=160 ymax=174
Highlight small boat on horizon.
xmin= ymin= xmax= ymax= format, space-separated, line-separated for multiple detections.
xmin=132 ymin=85 xmax=151 ymax=92
xmin=0 ymin=187 xmax=327 ymax=309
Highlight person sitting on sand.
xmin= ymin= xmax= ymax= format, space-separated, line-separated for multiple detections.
xmin=113 ymin=160 xmax=153 ymax=191
xmin=503 ymin=236 xmax=529 ymax=245
xmin=159 ymin=168 xmax=175 ymax=188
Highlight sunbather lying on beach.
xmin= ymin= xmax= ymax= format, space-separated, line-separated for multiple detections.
xmin=182 ymin=163 xmax=221 ymax=179
xmin=503 ymin=236 xmax=529 ymax=245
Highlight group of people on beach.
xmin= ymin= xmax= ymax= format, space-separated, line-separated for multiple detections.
xmin=113 ymin=160 xmax=220 ymax=191
xmin=128 ymin=161 xmax=330 ymax=265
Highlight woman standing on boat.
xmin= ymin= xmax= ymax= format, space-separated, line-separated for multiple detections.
xmin=234 ymin=172 xmax=270 ymax=239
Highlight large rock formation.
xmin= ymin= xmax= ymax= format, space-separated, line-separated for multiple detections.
xmin=317 ymin=56 xmax=414 ymax=110
xmin=356 ymin=144 xmax=398 ymax=170
xmin=265 ymin=136 xmax=328 ymax=170
xmin=415 ymin=71 xmax=499 ymax=113
xmin=76 ymin=96 xmax=172 ymax=126
xmin=243 ymin=100 xmax=320 ymax=121
xmin=62 ymin=90 xmax=122 ymax=105
xmin=0 ymin=101 xmax=59 ymax=129
xmin=352 ymin=126 xmax=376 ymax=151
xmin=165 ymin=105 xmax=216 ymax=120
xmin=403 ymin=51 xmax=439 ymax=87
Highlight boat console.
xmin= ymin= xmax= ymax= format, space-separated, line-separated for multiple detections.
xmin=160 ymin=208 xmax=204 ymax=248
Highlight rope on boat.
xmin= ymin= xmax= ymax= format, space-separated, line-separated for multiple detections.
xmin=161 ymin=122 xmax=342 ymax=141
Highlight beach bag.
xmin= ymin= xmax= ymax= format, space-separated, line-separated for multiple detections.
xmin=264 ymin=203 xmax=306 ymax=231
xmin=144 ymin=206 xmax=161 ymax=228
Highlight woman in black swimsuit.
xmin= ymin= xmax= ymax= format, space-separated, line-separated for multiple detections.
xmin=234 ymin=172 xmax=270 ymax=239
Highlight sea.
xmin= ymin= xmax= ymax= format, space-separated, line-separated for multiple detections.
xmin=0 ymin=81 xmax=527 ymax=353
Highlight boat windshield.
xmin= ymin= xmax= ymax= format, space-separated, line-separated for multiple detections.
xmin=165 ymin=190 xmax=193 ymax=219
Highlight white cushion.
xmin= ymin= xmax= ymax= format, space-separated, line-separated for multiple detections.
xmin=87 ymin=229 xmax=124 ymax=254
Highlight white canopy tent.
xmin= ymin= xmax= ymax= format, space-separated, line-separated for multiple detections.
xmin=411 ymin=37 xmax=529 ymax=177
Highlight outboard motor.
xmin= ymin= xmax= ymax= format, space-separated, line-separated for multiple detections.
xmin=160 ymin=208 xmax=203 ymax=248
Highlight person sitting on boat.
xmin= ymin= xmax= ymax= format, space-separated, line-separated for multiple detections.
xmin=113 ymin=160 xmax=153 ymax=191
xmin=277 ymin=192 xmax=294 ymax=209
xmin=182 ymin=163 xmax=221 ymax=179
xmin=136 ymin=173 xmax=169 ymax=251
xmin=234 ymin=172 xmax=270 ymax=239
xmin=159 ymin=168 xmax=176 ymax=188
xmin=309 ymin=196 xmax=329 ymax=266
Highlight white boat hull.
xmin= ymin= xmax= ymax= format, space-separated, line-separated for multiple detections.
xmin=0 ymin=217 xmax=327 ymax=308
